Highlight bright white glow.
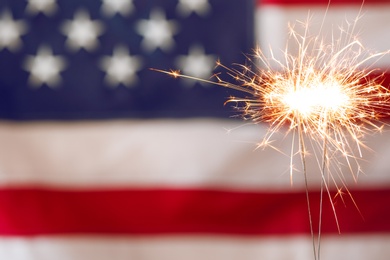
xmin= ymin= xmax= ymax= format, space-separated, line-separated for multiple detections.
xmin=283 ymin=84 xmax=350 ymax=117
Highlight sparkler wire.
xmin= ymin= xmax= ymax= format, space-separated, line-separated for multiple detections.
xmin=298 ymin=120 xmax=317 ymax=260
xmin=318 ymin=131 xmax=328 ymax=260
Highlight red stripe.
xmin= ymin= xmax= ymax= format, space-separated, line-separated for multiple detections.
xmin=0 ymin=187 xmax=389 ymax=236
xmin=258 ymin=0 xmax=390 ymax=6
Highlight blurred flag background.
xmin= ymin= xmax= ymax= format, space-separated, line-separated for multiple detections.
xmin=0 ymin=0 xmax=389 ymax=259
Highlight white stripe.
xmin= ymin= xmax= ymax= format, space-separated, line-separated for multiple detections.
xmin=0 ymin=120 xmax=389 ymax=189
xmin=256 ymin=4 xmax=390 ymax=68
xmin=0 ymin=234 xmax=389 ymax=260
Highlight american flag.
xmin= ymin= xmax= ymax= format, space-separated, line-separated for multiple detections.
xmin=0 ymin=0 xmax=389 ymax=259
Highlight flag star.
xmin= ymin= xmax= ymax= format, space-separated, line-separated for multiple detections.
xmin=100 ymin=46 xmax=143 ymax=88
xmin=0 ymin=10 xmax=27 ymax=52
xmin=25 ymin=0 xmax=58 ymax=16
xmin=176 ymin=0 xmax=211 ymax=17
xmin=61 ymin=10 xmax=104 ymax=52
xmin=136 ymin=9 xmax=179 ymax=53
xmin=101 ymin=0 xmax=134 ymax=17
xmin=175 ymin=44 xmax=216 ymax=87
xmin=23 ymin=46 xmax=67 ymax=88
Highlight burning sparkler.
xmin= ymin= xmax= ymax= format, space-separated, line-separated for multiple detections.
xmin=152 ymin=9 xmax=390 ymax=260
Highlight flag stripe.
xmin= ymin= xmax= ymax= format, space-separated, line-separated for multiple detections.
xmin=0 ymin=120 xmax=389 ymax=189
xmin=256 ymin=2 xmax=390 ymax=70
xmin=1 ymin=235 xmax=389 ymax=260
xmin=0 ymin=187 xmax=389 ymax=236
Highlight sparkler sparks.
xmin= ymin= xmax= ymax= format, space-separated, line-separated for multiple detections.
xmin=153 ymin=11 xmax=390 ymax=260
